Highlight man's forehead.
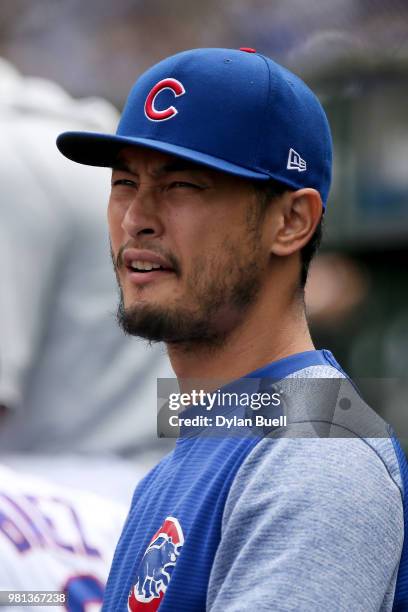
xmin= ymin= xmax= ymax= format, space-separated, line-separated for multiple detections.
xmin=114 ymin=146 xmax=210 ymax=177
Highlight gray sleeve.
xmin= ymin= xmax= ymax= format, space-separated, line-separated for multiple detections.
xmin=207 ymin=437 xmax=403 ymax=612
xmin=0 ymin=131 xmax=71 ymax=410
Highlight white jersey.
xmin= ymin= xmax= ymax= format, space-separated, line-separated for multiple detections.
xmin=0 ymin=465 xmax=127 ymax=611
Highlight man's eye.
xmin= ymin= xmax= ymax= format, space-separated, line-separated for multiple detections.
xmin=168 ymin=181 xmax=200 ymax=190
xmin=112 ymin=179 xmax=137 ymax=187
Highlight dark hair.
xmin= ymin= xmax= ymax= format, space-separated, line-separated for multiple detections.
xmin=252 ymin=179 xmax=323 ymax=288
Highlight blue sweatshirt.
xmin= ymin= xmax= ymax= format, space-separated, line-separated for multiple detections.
xmin=103 ymin=350 xmax=405 ymax=611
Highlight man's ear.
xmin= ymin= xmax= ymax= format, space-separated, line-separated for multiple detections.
xmin=270 ymin=188 xmax=323 ymax=257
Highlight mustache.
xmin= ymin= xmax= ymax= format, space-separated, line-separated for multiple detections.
xmin=112 ymin=240 xmax=181 ymax=275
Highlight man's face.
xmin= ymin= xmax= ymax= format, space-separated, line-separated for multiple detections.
xmin=108 ymin=146 xmax=271 ymax=346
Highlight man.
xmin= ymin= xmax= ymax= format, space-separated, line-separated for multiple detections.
xmin=0 ymin=58 xmax=173 ymax=476
xmin=57 ymin=48 xmax=407 ymax=611
xmin=0 ymin=59 xmax=169 ymax=610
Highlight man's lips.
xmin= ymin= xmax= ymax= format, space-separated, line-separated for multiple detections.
xmin=122 ymin=249 xmax=174 ymax=271
xmin=121 ymin=249 xmax=176 ymax=285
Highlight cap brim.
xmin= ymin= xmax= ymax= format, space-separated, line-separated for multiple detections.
xmin=56 ymin=131 xmax=271 ymax=181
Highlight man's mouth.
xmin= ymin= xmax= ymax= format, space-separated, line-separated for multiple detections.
xmin=128 ymin=260 xmax=168 ymax=273
xmin=120 ymin=249 xmax=177 ymax=285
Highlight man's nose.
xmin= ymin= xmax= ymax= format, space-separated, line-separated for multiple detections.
xmin=121 ymin=185 xmax=164 ymax=238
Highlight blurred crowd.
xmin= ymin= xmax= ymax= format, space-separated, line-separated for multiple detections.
xmin=0 ymin=0 xmax=407 ymax=103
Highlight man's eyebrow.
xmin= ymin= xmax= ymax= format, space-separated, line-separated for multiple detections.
xmin=152 ymin=160 xmax=205 ymax=177
xmin=111 ymin=159 xmax=134 ymax=173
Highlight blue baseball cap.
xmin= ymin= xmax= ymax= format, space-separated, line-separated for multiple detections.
xmin=57 ymin=47 xmax=332 ymax=206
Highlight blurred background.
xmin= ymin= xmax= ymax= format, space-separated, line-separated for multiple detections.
xmin=0 ymin=0 xmax=407 ymax=444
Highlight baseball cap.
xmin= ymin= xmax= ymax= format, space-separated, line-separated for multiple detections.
xmin=57 ymin=47 xmax=332 ymax=206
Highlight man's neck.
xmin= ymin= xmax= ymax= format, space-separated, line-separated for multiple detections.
xmin=167 ymin=291 xmax=314 ymax=383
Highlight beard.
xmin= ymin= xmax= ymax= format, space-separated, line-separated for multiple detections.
xmin=113 ymin=207 xmax=266 ymax=348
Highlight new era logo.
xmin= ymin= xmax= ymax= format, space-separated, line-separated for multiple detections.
xmin=287 ymin=148 xmax=306 ymax=172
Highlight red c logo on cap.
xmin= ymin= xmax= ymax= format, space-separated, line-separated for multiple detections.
xmin=144 ymin=78 xmax=186 ymax=122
